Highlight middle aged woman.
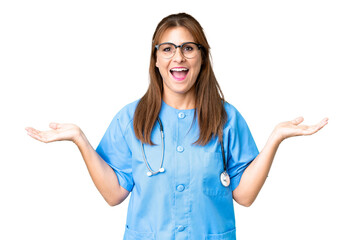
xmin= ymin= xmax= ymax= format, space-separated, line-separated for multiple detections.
xmin=25 ymin=12 xmax=328 ymax=240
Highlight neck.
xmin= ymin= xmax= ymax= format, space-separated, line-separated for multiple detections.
xmin=162 ymin=90 xmax=195 ymax=110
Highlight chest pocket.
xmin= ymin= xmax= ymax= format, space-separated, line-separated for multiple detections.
xmin=124 ymin=225 xmax=155 ymax=240
xmin=202 ymin=152 xmax=232 ymax=197
xmin=205 ymin=228 xmax=236 ymax=240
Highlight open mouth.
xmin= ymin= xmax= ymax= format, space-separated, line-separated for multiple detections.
xmin=170 ymin=67 xmax=189 ymax=81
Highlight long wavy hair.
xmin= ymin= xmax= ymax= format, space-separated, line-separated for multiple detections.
xmin=133 ymin=13 xmax=227 ymax=146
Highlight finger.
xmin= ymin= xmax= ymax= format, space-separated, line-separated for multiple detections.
xmin=26 ymin=130 xmax=48 ymax=143
xmin=49 ymin=122 xmax=60 ymax=130
xmin=291 ymin=116 xmax=304 ymax=125
xmin=25 ymin=127 xmax=55 ymax=142
xmin=312 ymin=118 xmax=329 ymax=131
xmin=25 ymin=127 xmax=40 ymax=135
xmin=315 ymin=117 xmax=329 ymax=131
xmin=321 ymin=117 xmax=329 ymax=125
xmin=300 ymin=118 xmax=329 ymax=135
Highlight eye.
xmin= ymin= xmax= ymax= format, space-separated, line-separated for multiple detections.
xmin=183 ymin=44 xmax=194 ymax=52
xmin=159 ymin=44 xmax=174 ymax=53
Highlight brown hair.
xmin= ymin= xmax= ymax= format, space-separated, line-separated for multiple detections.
xmin=133 ymin=13 xmax=227 ymax=146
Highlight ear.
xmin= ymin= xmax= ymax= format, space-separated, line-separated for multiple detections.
xmin=156 ymin=60 xmax=159 ymax=68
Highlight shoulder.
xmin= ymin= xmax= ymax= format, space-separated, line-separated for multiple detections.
xmin=114 ymin=99 xmax=139 ymax=119
xmin=113 ymin=99 xmax=140 ymax=131
xmin=223 ymin=101 xmax=246 ymax=129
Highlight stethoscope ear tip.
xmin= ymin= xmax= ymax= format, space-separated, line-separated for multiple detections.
xmin=147 ymin=168 xmax=166 ymax=177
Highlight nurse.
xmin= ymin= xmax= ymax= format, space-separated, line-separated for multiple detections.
xmin=25 ymin=13 xmax=328 ymax=240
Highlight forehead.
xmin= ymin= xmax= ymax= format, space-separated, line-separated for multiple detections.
xmin=158 ymin=26 xmax=195 ymax=44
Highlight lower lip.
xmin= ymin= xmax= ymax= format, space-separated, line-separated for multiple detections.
xmin=170 ymin=71 xmax=189 ymax=81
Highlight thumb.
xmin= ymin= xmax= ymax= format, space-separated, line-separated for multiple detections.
xmin=49 ymin=122 xmax=60 ymax=130
xmin=291 ymin=116 xmax=304 ymax=125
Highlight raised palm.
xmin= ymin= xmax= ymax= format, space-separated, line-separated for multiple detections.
xmin=25 ymin=123 xmax=81 ymax=143
xmin=274 ymin=117 xmax=328 ymax=141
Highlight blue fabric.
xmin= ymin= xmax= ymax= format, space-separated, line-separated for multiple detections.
xmin=96 ymin=99 xmax=259 ymax=240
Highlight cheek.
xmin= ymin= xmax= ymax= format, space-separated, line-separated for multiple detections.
xmin=156 ymin=60 xmax=168 ymax=79
xmin=193 ymin=60 xmax=202 ymax=77
xmin=194 ymin=56 xmax=202 ymax=70
xmin=156 ymin=58 xmax=168 ymax=71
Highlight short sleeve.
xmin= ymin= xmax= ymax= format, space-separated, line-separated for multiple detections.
xmin=226 ymin=109 xmax=259 ymax=191
xmin=96 ymin=114 xmax=134 ymax=192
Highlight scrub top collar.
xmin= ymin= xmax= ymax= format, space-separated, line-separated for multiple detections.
xmin=160 ymin=100 xmax=196 ymax=116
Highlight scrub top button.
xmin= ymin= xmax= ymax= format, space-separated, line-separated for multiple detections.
xmin=178 ymin=112 xmax=185 ymax=119
xmin=176 ymin=184 xmax=185 ymax=192
xmin=177 ymin=225 xmax=185 ymax=232
xmin=177 ymin=146 xmax=184 ymax=152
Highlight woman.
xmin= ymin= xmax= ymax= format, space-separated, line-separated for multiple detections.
xmin=25 ymin=13 xmax=328 ymax=240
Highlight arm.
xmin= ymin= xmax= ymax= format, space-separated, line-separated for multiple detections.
xmin=25 ymin=123 xmax=130 ymax=206
xmin=74 ymin=130 xmax=130 ymax=206
xmin=232 ymin=116 xmax=328 ymax=207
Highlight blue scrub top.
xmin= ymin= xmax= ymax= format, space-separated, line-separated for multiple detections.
xmin=96 ymin=99 xmax=259 ymax=240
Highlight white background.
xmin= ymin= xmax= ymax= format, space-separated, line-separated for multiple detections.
xmin=1 ymin=0 xmax=359 ymax=239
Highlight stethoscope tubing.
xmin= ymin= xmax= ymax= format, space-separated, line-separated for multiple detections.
xmin=141 ymin=117 xmax=230 ymax=187
xmin=141 ymin=117 xmax=165 ymax=176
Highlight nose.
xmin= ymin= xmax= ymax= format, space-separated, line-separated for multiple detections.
xmin=172 ymin=47 xmax=185 ymax=63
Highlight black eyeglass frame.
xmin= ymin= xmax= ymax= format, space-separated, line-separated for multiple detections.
xmin=155 ymin=42 xmax=202 ymax=59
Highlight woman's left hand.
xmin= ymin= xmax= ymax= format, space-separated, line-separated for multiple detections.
xmin=273 ymin=117 xmax=329 ymax=142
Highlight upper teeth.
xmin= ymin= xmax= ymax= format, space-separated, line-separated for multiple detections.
xmin=171 ymin=68 xmax=188 ymax=72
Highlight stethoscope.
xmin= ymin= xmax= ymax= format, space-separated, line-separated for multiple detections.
xmin=141 ymin=117 xmax=231 ymax=187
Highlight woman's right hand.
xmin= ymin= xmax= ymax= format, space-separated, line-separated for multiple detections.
xmin=25 ymin=123 xmax=82 ymax=144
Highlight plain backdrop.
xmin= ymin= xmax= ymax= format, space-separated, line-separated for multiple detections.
xmin=1 ymin=0 xmax=359 ymax=239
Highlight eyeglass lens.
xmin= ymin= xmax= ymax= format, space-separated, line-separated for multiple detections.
xmin=158 ymin=43 xmax=199 ymax=59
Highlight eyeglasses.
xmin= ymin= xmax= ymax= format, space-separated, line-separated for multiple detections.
xmin=155 ymin=42 xmax=202 ymax=59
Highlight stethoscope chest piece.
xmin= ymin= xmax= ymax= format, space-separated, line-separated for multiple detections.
xmin=220 ymin=171 xmax=230 ymax=187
